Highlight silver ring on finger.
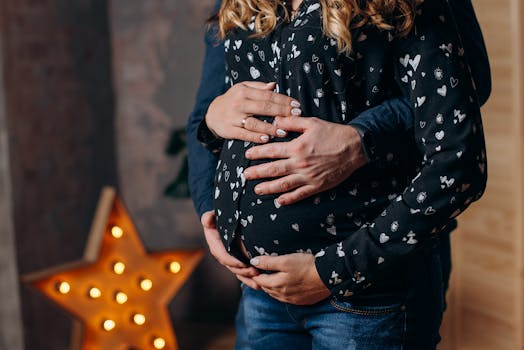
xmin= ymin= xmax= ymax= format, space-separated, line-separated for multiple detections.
xmin=241 ymin=115 xmax=253 ymax=128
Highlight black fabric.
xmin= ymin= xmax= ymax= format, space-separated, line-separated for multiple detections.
xmin=212 ymin=0 xmax=486 ymax=297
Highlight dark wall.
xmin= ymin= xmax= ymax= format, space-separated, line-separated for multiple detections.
xmin=0 ymin=0 xmax=240 ymax=349
xmin=0 ymin=6 xmax=24 ymax=346
xmin=0 ymin=0 xmax=117 ymax=349
xmin=109 ymin=0 xmax=212 ymax=241
xmin=109 ymin=0 xmax=241 ymax=325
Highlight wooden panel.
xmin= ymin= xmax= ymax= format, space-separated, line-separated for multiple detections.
xmin=455 ymin=0 xmax=517 ymax=345
xmin=440 ymin=0 xmax=523 ymax=348
xmin=514 ymin=0 xmax=524 ymax=346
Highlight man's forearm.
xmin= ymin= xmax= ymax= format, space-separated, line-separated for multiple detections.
xmin=186 ymin=2 xmax=227 ymax=218
xmin=314 ymin=0 xmax=487 ymax=298
xmin=348 ymin=97 xmax=412 ymax=163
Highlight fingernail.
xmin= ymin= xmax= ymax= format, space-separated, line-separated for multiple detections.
xmin=276 ymin=129 xmax=287 ymax=137
xmin=266 ymin=82 xmax=276 ymax=86
xmin=254 ymin=186 xmax=263 ymax=194
xmin=250 ymin=258 xmax=260 ymax=266
xmin=260 ymin=135 xmax=269 ymax=142
xmin=291 ymin=100 xmax=301 ymax=108
xmin=245 ymin=150 xmax=252 ymax=158
xmin=243 ymin=171 xmax=250 ymax=179
xmin=291 ymin=108 xmax=302 ymax=116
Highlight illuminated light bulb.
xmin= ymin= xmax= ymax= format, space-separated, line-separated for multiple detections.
xmin=55 ymin=281 xmax=71 ymax=294
xmin=139 ymin=278 xmax=153 ymax=291
xmin=112 ymin=261 xmax=126 ymax=275
xmin=102 ymin=319 xmax=116 ymax=331
xmin=152 ymin=337 xmax=166 ymax=349
xmin=132 ymin=313 xmax=146 ymax=326
xmin=88 ymin=287 xmax=102 ymax=299
xmin=168 ymin=261 xmax=181 ymax=274
xmin=111 ymin=226 xmax=124 ymax=238
xmin=114 ymin=291 xmax=128 ymax=304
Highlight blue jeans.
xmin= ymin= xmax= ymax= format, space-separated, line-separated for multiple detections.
xmin=235 ymin=235 xmax=447 ymax=350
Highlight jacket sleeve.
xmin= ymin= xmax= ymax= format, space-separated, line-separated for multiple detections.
xmin=450 ymin=0 xmax=491 ymax=105
xmin=186 ymin=0 xmax=227 ymax=218
xmin=314 ymin=0 xmax=487 ymax=298
xmin=349 ymin=0 xmax=491 ymax=164
xmin=348 ymin=97 xmax=412 ymax=163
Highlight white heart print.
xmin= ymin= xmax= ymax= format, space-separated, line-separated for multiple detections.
xmin=250 ymin=67 xmax=261 ymax=79
xmin=409 ymin=54 xmax=421 ymax=71
xmin=437 ymin=85 xmax=447 ymax=97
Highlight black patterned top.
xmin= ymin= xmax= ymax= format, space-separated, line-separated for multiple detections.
xmin=210 ymin=0 xmax=487 ymax=298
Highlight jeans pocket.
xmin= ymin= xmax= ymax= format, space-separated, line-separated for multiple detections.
xmin=329 ymin=297 xmax=405 ymax=316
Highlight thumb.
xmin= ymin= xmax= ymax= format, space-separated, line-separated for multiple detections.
xmin=242 ymin=81 xmax=276 ymax=90
xmin=200 ymin=210 xmax=216 ymax=228
xmin=250 ymin=255 xmax=287 ymax=272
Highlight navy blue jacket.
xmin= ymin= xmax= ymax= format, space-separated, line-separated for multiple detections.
xmin=186 ymin=0 xmax=491 ymax=219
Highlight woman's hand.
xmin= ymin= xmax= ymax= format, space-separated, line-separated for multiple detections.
xmin=201 ymin=210 xmax=260 ymax=289
xmin=250 ymin=253 xmax=331 ymax=305
xmin=244 ymin=116 xmax=368 ymax=206
xmin=205 ymin=81 xmax=302 ymax=143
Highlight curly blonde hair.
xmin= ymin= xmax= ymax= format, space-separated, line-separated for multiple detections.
xmin=215 ymin=0 xmax=420 ymax=53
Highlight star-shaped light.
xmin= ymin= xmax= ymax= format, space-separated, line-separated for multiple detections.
xmin=23 ymin=187 xmax=203 ymax=350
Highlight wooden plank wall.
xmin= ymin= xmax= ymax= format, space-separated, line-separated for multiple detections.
xmin=514 ymin=0 xmax=524 ymax=346
xmin=440 ymin=0 xmax=524 ymax=348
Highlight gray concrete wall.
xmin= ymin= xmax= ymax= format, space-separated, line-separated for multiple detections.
xmin=0 ymin=8 xmax=24 ymax=347
xmin=0 ymin=0 xmax=117 ymax=349
xmin=110 ymin=0 xmax=241 ymax=324
xmin=110 ymin=0 xmax=210 ymax=241
xmin=0 ymin=0 xmax=239 ymax=348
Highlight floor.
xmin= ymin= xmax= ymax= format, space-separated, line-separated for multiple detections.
xmin=176 ymin=322 xmax=236 ymax=350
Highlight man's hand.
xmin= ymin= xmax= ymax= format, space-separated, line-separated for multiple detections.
xmin=201 ymin=210 xmax=260 ymax=289
xmin=250 ymin=253 xmax=331 ymax=305
xmin=243 ymin=116 xmax=368 ymax=206
xmin=205 ymin=81 xmax=301 ymax=143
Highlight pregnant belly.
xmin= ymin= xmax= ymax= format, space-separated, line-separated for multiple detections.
xmin=237 ymin=184 xmax=351 ymax=258
xmin=213 ymin=138 xmax=399 ymax=260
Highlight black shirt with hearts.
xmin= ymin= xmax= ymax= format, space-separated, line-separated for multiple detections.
xmin=210 ymin=0 xmax=487 ymax=298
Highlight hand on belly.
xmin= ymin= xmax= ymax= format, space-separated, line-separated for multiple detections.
xmin=250 ymin=252 xmax=331 ymax=305
xmin=244 ymin=116 xmax=368 ymax=206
